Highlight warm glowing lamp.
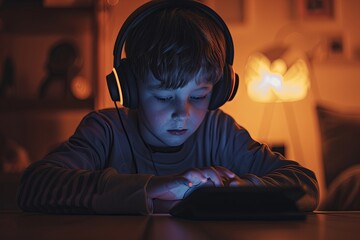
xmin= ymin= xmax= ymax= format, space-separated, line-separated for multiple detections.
xmin=244 ymin=48 xmax=310 ymax=103
xmin=244 ymin=45 xmax=311 ymax=161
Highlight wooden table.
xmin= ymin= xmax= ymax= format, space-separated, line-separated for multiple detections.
xmin=0 ymin=211 xmax=359 ymax=240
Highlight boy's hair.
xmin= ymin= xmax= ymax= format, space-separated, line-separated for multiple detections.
xmin=125 ymin=7 xmax=226 ymax=89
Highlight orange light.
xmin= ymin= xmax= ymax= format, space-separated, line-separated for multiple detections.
xmin=244 ymin=52 xmax=310 ymax=103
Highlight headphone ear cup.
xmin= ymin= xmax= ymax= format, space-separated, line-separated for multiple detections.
xmin=208 ymin=64 xmax=239 ymax=110
xmin=106 ymin=59 xmax=139 ymax=109
xmin=106 ymin=69 xmax=121 ymax=102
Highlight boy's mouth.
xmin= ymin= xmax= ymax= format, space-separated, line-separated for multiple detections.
xmin=167 ymin=129 xmax=188 ymax=135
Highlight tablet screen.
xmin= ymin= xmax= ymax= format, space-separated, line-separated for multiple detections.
xmin=169 ymin=186 xmax=306 ymax=220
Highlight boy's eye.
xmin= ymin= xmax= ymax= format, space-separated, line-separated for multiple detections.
xmin=190 ymin=95 xmax=208 ymax=101
xmin=155 ymin=96 xmax=173 ymax=102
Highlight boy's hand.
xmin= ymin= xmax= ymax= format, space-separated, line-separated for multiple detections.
xmin=146 ymin=175 xmax=192 ymax=201
xmin=146 ymin=166 xmax=250 ymax=201
xmin=182 ymin=166 xmax=235 ymax=187
xmin=146 ymin=166 xmax=231 ymax=202
xmin=182 ymin=166 xmax=250 ymax=188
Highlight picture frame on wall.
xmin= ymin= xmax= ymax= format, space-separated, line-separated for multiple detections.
xmin=197 ymin=0 xmax=245 ymax=24
xmin=295 ymin=0 xmax=334 ymax=20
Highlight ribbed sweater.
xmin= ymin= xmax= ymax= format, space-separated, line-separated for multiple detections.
xmin=17 ymin=108 xmax=319 ymax=214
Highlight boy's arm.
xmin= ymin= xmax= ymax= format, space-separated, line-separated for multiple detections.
xmin=240 ymin=157 xmax=319 ymax=211
xmin=17 ymin=161 xmax=153 ymax=214
xmin=212 ymin=111 xmax=319 ymax=211
xmin=17 ymin=111 xmax=153 ymax=214
xmin=232 ymin=139 xmax=319 ymax=211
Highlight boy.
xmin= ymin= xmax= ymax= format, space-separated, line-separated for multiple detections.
xmin=17 ymin=1 xmax=318 ymax=214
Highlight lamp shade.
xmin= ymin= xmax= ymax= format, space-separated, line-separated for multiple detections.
xmin=244 ymin=52 xmax=310 ymax=103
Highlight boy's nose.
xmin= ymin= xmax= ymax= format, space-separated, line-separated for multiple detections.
xmin=172 ymin=101 xmax=190 ymax=120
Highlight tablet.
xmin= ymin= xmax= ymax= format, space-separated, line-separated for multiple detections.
xmin=169 ymin=186 xmax=306 ymax=220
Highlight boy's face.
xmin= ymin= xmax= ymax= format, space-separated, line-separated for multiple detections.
xmin=137 ymin=73 xmax=213 ymax=147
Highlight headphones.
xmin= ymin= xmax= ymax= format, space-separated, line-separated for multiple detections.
xmin=106 ymin=0 xmax=239 ymax=110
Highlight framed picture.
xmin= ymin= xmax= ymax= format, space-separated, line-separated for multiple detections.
xmin=296 ymin=0 xmax=334 ymax=20
xmin=324 ymin=34 xmax=346 ymax=61
xmin=197 ymin=0 xmax=245 ymax=24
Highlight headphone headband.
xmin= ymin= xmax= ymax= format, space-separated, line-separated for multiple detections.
xmin=113 ymin=0 xmax=234 ymax=67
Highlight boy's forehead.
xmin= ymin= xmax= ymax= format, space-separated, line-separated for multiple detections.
xmin=143 ymin=71 xmax=212 ymax=90
xmin=144 ymin=74 xmax=163 ymax=89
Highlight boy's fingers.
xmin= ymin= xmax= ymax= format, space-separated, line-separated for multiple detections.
xmin=181 ymin=168 xmax=208 ymax=185
xmin=213 ymin=166 xmax=236 ymax=178
xmin=228 ymin=179 xmax=241 ymax=187
xmin=201 ymin=167 xmax=224 ymax=186
xmin=227 ymin=177 xmax=251 ymax=187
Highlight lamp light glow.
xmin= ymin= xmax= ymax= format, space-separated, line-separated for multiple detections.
xmin=244 ymin=52 xmax=310 ymax=103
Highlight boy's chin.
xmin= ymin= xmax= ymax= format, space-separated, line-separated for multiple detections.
xmin=164 ymin=140 xmax=186 ymax=147
xmin=161 ymin=137 xmax=188 ymax=147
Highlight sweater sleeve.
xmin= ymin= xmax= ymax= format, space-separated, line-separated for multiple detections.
xmin=240 ymin=143 xmax=319 ymax=211
xmin=211 ymin=111 xmax=319 ymax=211
xmin=238 ymin=135 xmax=319 ymax=211
xmin=17 ymin=111 xmax=153 ymax=215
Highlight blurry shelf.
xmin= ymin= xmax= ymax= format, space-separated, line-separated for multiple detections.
xmin=0 ymin=3 xmax=98 ymax=113
xmin=0 ymin=5 xmax=96 ymax=34
xmin=0 ymin=98 xmax=94 ymax=112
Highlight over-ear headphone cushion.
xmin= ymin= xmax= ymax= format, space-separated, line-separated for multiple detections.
xmin=106 ymin=59 xmax=139 ymax=109
xmin=106 ymin=70 xmax=120 ymax=102
xmin=209 ymin=64 xmax=239 ymax=110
